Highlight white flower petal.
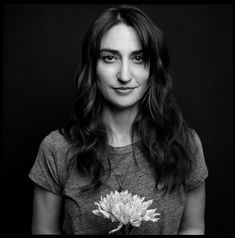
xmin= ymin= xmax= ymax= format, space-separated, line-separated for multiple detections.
xmin=143 ymin=209 xmax=160 ymax=222
xmin=130 ymin=218 xmax=142 ymax=227
xmin=92 ymin=210 xmax=100 ymax=216
xmin=108 ymin=223 xmax=123 ymax=234
xmin=98 ymin=209 xmax=111 ymax=219
xmin=141 ymin=199 xmax=153 ymax=210
xmin=110 ymin=213 xmax=118 ymax=222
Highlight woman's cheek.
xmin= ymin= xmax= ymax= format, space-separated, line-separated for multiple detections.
xmin=97 ymin=63 xmax=116 ymax=83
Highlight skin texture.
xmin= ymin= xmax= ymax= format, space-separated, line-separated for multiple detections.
xmin=96 ymin=23 xmax=150 ymax=110
xmin=32 ymin=185 xmax=62 ymax=234
xmin=178 ymin=182 xmax=206 ymax=234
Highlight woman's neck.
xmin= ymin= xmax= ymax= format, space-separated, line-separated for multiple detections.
xmin=102 ymin=104 xmax=139 ymax=147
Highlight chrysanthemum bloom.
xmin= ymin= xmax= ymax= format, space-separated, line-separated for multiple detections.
xmin=92 ymin=190 xmax=160 ymax=234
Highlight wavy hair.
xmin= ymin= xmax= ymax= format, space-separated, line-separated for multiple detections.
xmin=60 ymin=5 xmax=195 ymax=194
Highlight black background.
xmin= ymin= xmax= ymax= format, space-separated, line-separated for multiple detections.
xmin=3 ymin=4 xmax=233 ymax=235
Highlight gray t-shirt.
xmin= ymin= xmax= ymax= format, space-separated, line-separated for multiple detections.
xmin=29 ymin=129 xmax=208 ymax=234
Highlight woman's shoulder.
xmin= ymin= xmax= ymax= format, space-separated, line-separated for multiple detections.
xmin=187 ymin=128 xmax=203 ymax=152
xmin=184 ymin=128 xmax=208 ymax=190
xmin=40 ymin=129 xmax=72 ymax=154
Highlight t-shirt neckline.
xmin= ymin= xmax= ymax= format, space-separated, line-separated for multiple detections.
xmin=105 ymin=141 xmax=141 ymax=154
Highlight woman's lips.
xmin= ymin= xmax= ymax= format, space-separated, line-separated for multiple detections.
xmin=112 ymin=87 xmax=137 ymax=95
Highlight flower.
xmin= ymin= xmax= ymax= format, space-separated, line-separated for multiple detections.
xmin=92 ymin=190 xmax=160 ymax=234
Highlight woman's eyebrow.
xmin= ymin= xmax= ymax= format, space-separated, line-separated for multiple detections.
xmin=131 ymin=50 xmax=144 ymax=55
xmin=100 ymin=49 xmax=119 ymax=54
xmin=99 ymin=48 xmax=143 ymax=55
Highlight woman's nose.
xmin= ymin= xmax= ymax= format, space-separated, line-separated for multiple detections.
xmin=117 ymin=61 xmax=132 ymax=83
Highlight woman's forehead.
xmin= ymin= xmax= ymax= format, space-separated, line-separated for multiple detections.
xmin=100 ymin=23 xmax=142 ymax=52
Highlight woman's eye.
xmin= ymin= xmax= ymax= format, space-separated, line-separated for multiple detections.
xmin=133 ymin=55 xmax=144 ymax=64
xmin=101 ymin=55 xmax=117 ymax=63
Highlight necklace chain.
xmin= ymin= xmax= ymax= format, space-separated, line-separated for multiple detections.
xmin=112 ymin=157 xmax=132 ymax=192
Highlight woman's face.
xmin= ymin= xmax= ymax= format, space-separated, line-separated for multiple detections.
xmin=96 ymin=23 xmax=150 ymax=109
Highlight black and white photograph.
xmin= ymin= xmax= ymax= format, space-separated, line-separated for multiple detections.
xmin=2 ymin=4 xmax=233 ymax=235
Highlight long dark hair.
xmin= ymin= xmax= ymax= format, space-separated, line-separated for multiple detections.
xmin=60 ymin=5 xmax=195 ymax=194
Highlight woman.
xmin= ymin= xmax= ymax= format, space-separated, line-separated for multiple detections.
xmin=29 ymin=5 xmax=208 ymax=234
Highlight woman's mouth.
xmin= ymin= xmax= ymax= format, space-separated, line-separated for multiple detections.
xmin=112 ymin=87 xmax=137 ymax=95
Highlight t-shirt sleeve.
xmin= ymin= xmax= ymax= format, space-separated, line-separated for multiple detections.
xmin=185 ymin=130 xmax=209 ymax=191
xmin=29 ymin=134 xmax=62 ymax=195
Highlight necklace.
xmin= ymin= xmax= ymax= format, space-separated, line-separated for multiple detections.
xmin=112 ymin=157 xmax=133 ymax=192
